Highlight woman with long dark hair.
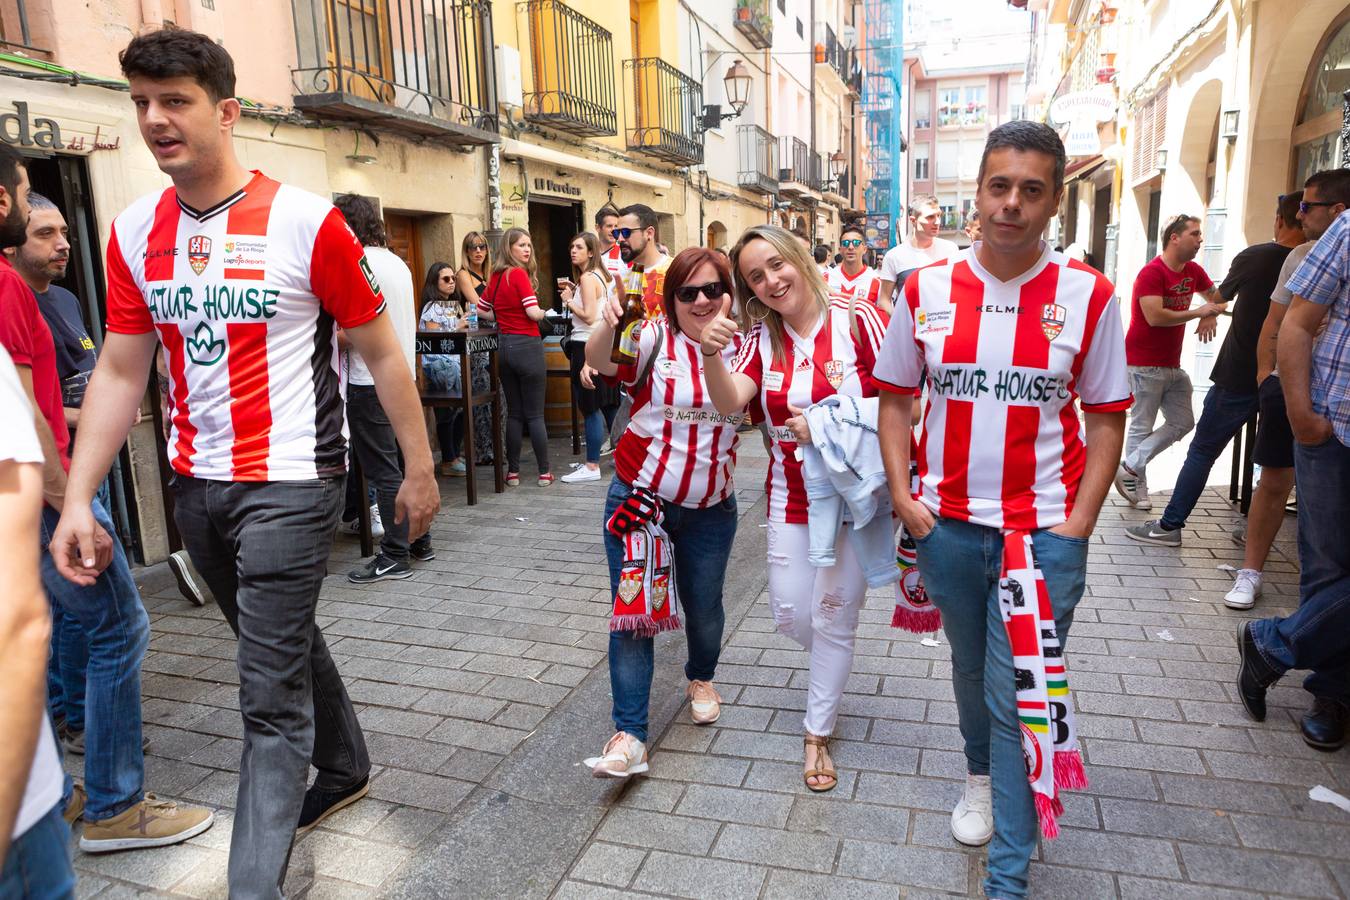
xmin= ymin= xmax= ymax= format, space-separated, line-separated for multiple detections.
xmin=559 ymin=231 xmax=618 ymax=483
xmin=582 ymin=247 xmax=744 ymax=777
xmin=419 ymin=261 xmax=466 ymax=475
xmin=702 ymin=224 xmax=889 ymax=793
xmin=477 ymin=227 xmax=552 ymax=486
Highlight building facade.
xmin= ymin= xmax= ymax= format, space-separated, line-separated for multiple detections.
xmin=0 ymin=0 xmax=877 ymax=563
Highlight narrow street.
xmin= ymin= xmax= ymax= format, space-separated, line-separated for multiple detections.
xmin=72 ymin=437 xmax=1349 ymax=899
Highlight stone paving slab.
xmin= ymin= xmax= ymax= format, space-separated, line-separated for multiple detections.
xmin=65 ymin=433 xmax=1350 ymax=898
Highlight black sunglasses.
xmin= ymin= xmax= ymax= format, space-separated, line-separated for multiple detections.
xmin=614 ymin=227 xmax=640 ymax=239
xmin=469 ymin=243 xmax=487 ymax=251
xmin=1300 ymin=201 xmax=1337 ymax=214
xmin=674 ymin=280 xmax=727 ymax=303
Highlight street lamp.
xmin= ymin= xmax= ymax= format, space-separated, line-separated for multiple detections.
xmin=698 ymin=60 xmax=753 ymax=133
xmin=1155 ymin=149 xmax=1168 ymax=173
xmin=823 ymin=150 xmax=848 ymax=193
xmin=1220 ymin=109 xmax=1240 ymax=142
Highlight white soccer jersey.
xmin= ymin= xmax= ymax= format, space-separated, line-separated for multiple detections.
xmin=105 ymin=171 xmax=386 ymax=481
xmin=602 ymin=242 xmax=630 ymax=284
xmin=873 ymin=246 xmax=1132 ymax=531
xmin=826 ymin=265 xmax=880 ymax=306
xmin=733 ymin=300 xmax=889 ymax=523
xmin=613 ymin=324 xmax=744 ymax=507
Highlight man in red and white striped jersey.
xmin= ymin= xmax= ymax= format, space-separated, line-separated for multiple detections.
xmin=825 ymin=223 xmax=882 ymax=311
xmin=48 ymin=28 xmax=438 ymax=896
xmin=596 ymin=204 xmax=630 ymax=284
xmin=874 ymin=121 xmax=1129 ymax=900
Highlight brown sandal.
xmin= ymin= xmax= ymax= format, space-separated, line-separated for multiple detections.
xmin=803 ymin=733 xmax=838 ymax=793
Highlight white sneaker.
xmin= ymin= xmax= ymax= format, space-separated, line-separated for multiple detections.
xmin=341 ymin=504 xmax=385 ymax=539
xmin=687 ymin=680 xmax=722 ymax=724
xmin=1135 ymin=471 xmax=1151 ymax=510
xmin=1113 ymin=463 xmax=1150 ymax=509
xmin=561 ymin=466 xmax=602 ymax=484
xmin=1224 ymin=568 xmax=1263 ymax=610
xmin=951 ymin=773 xmax=993 ymax=846
xmin=588 ymin=732 xmax=648 ymax=778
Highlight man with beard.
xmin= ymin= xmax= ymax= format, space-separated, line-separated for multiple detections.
xmin=1115 ymin=214 xmax=1226 ymax=523
xmin=615 ymin=203 xmax=671 ymax=320
xmin=0 ymin=147 xmax=214 ymax=854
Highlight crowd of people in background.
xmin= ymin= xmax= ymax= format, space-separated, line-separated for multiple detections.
xmin=0 ymin=22 xmax=1347 ymax=900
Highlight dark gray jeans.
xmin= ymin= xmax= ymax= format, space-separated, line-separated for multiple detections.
xmin=346 ymin=383 xmax=409 ymax=560
xmin=500 ymin=332 xmax=550 ymax=475
xmin=171 ymin=476 xmax=369 ymax=899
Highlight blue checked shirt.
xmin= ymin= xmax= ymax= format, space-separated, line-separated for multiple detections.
xmin=1286 ymin=210 xmax=1350 ymax=444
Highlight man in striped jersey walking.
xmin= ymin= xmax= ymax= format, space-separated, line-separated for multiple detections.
xmin=875 ymin=121 xmax=1130 ymax=900
xmin=48 ymin=28 xmax=439 ymax=897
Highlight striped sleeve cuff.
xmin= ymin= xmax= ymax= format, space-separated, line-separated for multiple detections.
xmin=521 ymin=295 xmax=539 ymax=309
xmin=875 ymin=375 xmax=920 ymax=396
xmin=1082 ymin=395 xmax=1133 ymax=413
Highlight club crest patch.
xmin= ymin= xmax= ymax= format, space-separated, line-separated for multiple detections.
xmin=1041 ymin=303 xmax=1066 ymax=340
xmin=825 ymin=359 xmax=845 ymax=388
xmin=188 ymin=236 xmax=211 ymax=276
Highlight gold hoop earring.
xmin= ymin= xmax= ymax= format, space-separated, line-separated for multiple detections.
xmin=748 ymin=300 xmax=769 ymax=322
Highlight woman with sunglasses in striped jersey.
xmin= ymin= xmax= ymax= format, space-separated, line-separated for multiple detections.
xmin=582 ymin=247 xmax=746 ymax=778
xmin=703 ymin=224 xmax=890 ymax=793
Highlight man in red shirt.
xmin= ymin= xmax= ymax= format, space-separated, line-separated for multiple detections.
xmin=48 ymin=29 xmax=438 ymax=895
xmin=1115 ymin=214 xmax=1225 ymax=518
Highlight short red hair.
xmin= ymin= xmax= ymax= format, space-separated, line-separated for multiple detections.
xmin=662 ymin=247 xmax=734 ymax=334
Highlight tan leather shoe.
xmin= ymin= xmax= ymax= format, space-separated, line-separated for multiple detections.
xmin=80 ymin=795 xmax=214 ymax=853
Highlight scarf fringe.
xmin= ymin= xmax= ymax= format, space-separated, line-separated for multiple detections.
xmin=1034 ymin=792 xmax=1065 ymax=840
xmin=1053 ymin=750 xmax=1088 ymax=791
xmin=609 ymin=613 xmax=682 ymax=637
xmin=891 ymin=605 xmax=943 ymax=633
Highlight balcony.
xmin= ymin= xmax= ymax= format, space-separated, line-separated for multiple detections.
xmin=0 ymin=0 xmax=50 ymax=56
xmin=734 ymin=0 xmax=773 ymax=49
xmin=623 ymin=57 xmax=703 ymax=166
xmin=808 ymin=151 xmax=825 ymax=192
xmin=521 ymin=1 xmax=616 ymax=137
xmin=737 ymin=124 xmax=778 ymax=195
xmin=814 ymin=25 xmax=856 ymax=95
xmin=291 ymin=0 xmax=498 ymax=145
xmin=777 ymin=136 xmax=818 ymax=197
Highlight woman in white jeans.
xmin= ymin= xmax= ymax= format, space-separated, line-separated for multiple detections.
xmin=703 ymin=224 xmax=889 ymax=791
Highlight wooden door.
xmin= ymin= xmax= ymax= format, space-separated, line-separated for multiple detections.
xmin=325 ymin=0 xmax=396 ymax=102
xmin=383 ymin=212 xmax=423 ymax=326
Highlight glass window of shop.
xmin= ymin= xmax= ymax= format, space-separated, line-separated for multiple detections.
xmin=1293 ymin=18 xmax=1349 ymax=187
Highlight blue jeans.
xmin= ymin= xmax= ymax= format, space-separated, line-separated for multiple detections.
xmin=915 ymin=517 xmax=1089 ymax=900
xmin=45 ymin=481 xmax=109 ymax=734
xmin=1250 ymin=436 xmax=1350 ymax=702
xmin=38 ymin=497 xmax=148 ymax=823
xmin=1158 ymin=384 xmax=1258 ymax=530
xmin=584 ymin=409 xmax=606 ymax=464
xmin=0 ymin=802 xmax=75 ymax=899
xmin=603 ymin=477 xmax=738 ymax=742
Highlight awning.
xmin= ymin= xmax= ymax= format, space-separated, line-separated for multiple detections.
xmin=500 ymin=138 xmax=673 ymax=191
xmin=1064 ymin=154 xmax=1110 ymax=182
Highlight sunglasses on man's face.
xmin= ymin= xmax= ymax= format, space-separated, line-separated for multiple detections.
xmin=1300 ymin=201 xmax=1337 ymax=214
xmin=614 ymin=227 xmax=639 ymax=240
xmin=840 ymin=238 xmax=864 ymax=248
xmin=674 ymin=281 xmax=727 ymax=303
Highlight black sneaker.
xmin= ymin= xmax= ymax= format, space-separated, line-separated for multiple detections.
xmin=409 ymin=535 xmax=436 ymax=562
xmin=168 ymin=550 xmax=208 ymax=607
xmin=297 ymin=775 xmax=369 ymax=834
xmin=347 ymin=554 xmax=413 ymax=584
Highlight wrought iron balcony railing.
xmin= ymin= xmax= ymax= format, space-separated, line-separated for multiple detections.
xmin=734 ymin=0 xmax=772 ymax=49
xmin=778 ymin=135 xmax=811 ymax=193
xmin=291 ymin=0 xmax=498 ymax=144
xmin=521 ymin=0 xmax=616 ymax=137
xmin=808 ymin=151 xmax=825 ymax=192
xmin=737 ymin=124 xmax=778 ymax=195
xmin=623 ymin=57 xmax=703 ymax=166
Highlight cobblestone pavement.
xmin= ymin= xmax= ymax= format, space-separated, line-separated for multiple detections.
xmin=69 ymin=436 xmax=1350 ymax=898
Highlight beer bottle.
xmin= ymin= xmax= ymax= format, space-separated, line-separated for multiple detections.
xmin=610 ymin=263 xmax=646 ymax=365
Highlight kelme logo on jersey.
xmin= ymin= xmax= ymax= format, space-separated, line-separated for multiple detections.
xmin=359 ymin=256 xmax=383 ymax=296
xmin=186 ymin=322 xmax=225 ymax=366
xmin=188 ymin=236 xmax=212 ymax=276
xmin=1041 ymin=303 xmax=1066 ymax=340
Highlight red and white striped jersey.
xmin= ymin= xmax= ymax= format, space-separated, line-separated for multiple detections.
xmin=602 ymin=242 xmax=629 ymax=284
xmin=105 ymin=171 xmax=386 ymax=482
xmin=614 ymin=324 xmax=744 ymax=507
xmin=873 ymin=246 xmax=1132 ymax=531
xmin=732 ymin=300 xmax=889 ymax=523
xmin=826 ymin=265 xmax=880 ymax=306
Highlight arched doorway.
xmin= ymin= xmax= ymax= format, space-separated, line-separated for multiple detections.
xmin=1178 ymin=79 xmax=1223 ymax=213
xmin=1292 ymin=13 xmax=1350 ymax=186
xmin=705 ymin=220 xmax=727 ymax=250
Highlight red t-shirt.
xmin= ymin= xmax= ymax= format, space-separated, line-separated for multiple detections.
xmin=1125 ymin=256 xmax=1213 ymax=367
xmin=479 ymin=267 xmax=539 ymax=336
xmin=0 ymin=257 xmax=70 ymax=471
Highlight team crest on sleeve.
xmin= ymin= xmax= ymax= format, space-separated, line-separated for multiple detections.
xmin=1040 ymin=303 xmax=1066 ymax=340
xmin=188 ymin=236 xmax=212 ymax=276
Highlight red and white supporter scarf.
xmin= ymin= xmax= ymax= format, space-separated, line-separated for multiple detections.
xmin=607 ymin=487 xmax=681 ymax=635
xmin=892 ymin=459 xmax=941 ymax=633
xmin=999 ymin=531 xmax=1087 ymax=838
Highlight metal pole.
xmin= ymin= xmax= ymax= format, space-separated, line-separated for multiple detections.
xmin=486 ymin=142 xmax=504 ymax=249
xmin=1341 ymin=89 xmax=1349 ymax=169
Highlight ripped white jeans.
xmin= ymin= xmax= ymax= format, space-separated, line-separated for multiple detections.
xmin=766 ymin=520 xmax=869 ymax=737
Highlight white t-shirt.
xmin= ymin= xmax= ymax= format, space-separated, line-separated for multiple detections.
xmin=567 ymin=269 xmax=611 ymax=345
xmin=880 ymin=236 xmax=961 ymax=284
xmin=0 ymin=346 xmax=62 ymax=840
xmin=347 ymin=246 xmax=417 ymax=386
